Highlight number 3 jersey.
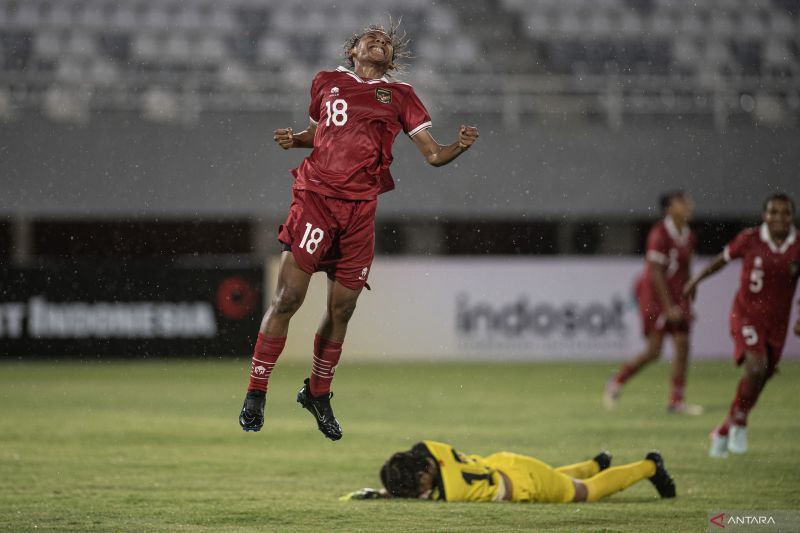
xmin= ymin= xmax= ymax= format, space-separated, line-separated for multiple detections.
xmin=724 ymin=223 xmax=800 ymax=327
xmin=638 ymin=216 xmax=696 ymax=309
xmin=291 ymin=66 xmax=432 ymax=201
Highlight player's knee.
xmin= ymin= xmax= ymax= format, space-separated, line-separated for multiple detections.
xmin=571 ymin=480 xmax=588 ymax=503
xmin=271 ymin=289 xmax=304 ymax=316
xmin=643 ymin=349 xmax=661 ymax=362
xmin=331 ymin=299 xmax=358 ymax=324
xmin=747 ymin=364 xmax=768 ymax=384
xmin=745 ymin=358 xmax=768 ymax=383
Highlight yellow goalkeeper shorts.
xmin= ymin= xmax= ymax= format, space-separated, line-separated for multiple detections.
xmin=486 ymin=452 xmax=575 ymax=503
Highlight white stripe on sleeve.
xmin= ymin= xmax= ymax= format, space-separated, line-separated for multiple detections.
xmin=646 ymin=250 xmax=669 ymax=265
xmin=408 ymin=121 xmax=432 ymax=137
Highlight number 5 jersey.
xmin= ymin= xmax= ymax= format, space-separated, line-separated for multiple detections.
xmin=724 ymin=223 xmax=800 ymax=360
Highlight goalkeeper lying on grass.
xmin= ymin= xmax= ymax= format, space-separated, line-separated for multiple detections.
xmin=341 ymin=440 xmax=675 ymax=502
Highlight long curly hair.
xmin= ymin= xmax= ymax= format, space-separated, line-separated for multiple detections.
xmin=379 ymin=451 xmax=429 ymax=498
xmin=343 ymin=16 xmax=411 ymax=76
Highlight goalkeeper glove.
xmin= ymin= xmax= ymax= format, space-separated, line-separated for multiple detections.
xmin=339 ymin=488 xmax=384 ymax=501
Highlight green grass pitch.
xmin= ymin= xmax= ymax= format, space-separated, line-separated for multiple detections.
xmin=1 ymin=359 xmax=798 ymax=532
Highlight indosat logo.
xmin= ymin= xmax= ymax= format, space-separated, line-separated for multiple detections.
xmin=455 ymin=293 xmax=628 ymax=339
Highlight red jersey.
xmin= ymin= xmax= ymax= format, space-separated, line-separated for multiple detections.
xmin=639 ymin=217 xmax=696 ymax=306
xmin=724 ymin=224 xmax=800 ymax=325
xmin=291 ymin=66 xmax=432 ymax=201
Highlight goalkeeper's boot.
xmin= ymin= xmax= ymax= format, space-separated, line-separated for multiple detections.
xmin=297 ymin=378 xmax=342 ymax=441
xmin=645 ymin=451 xmax=676 ymax=498
xmin=593 ymin=451 xmax=613 ymax=471
xmin=239 ymin=390 xmax=265 ymax=432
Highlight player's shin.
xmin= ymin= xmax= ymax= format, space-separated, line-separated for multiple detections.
xmin=729 ymin=376 xmax=762 ymax=426
xmin=583 ymin=461 xmax=655 ymax=502
xmin=248 ymin=333 xmax=286 ymax=392
xmin=309 ymin=334 xmax=343 ymax=396
xmin=669 ymin=375 xmax=685 ymax=405
xmin=555 ymin=459 xmax=600 ymax=479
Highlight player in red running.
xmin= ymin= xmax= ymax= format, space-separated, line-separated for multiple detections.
xmin=603 ymin=191 xmax=703 ymax=415
xmin=684 ymin=192 xmax=800 ymax=457
xmin=238 ymin=21 xmax=479 ymax=440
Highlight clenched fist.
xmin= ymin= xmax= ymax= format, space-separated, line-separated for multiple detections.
xmin=273 ymin=127 xmax=294 ymax=150
xmin=457 ymin=125 xmax=479 ymax=149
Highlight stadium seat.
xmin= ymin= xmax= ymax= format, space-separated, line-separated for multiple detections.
xmin=74 ymin=3 xmax=106 ymax=31
xmin=10 ymin=2 xmax=40 ymax=30
xmin=33 ymin=30 xmax=61 ymax=61
xmin=108 ymin=4 xmax=138 ymax=31
xmin=763 ymin=38 xmax=796 ymax=77
xmin=65 ymin=31 xmax=97 ymax=59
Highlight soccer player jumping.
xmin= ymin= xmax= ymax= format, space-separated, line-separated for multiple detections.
xmin=684 ymin=192 xmax=800 ymax=457
xmin=238 ymin=21 xmax=479 ymax=440
xmin=604 ymin=191 xmax=703 ymax=415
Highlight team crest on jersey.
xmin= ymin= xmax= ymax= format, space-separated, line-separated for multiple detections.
xmin=330 ymin=86 xmax=340 ymax=96
xmin=375 ymin=88 xmax=392 ymax=104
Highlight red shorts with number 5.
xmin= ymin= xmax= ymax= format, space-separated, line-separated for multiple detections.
xmin=278 ymin=189 xmax=376 ymax=290
xmin=730 ymin=301 xmax=788 ymax=366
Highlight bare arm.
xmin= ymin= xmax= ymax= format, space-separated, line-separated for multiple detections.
xmin=273 ymin=121 xmax=317 ymax=150
xmin=411 ymin=125 xmax=479 ymax=167
xmin=683 ymin=252 xmax=728 ymax=300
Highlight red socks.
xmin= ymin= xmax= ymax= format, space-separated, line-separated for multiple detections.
xmin=717 ymin=377 xmax=764 ymax=435
xmin=246 ymin=333 xmax=343 ymax=396
xmin=670 ymin=376 xmax=685 ymax=406
xmin=613 ymin=362 xmax=639 ymax=385
xmin=729 ymin=377 xmax=762 ymax=426
xmin=247 ymin=334 xmax=286 ymax=392
xmin=309 ymin=335 xmax=343 ymax=396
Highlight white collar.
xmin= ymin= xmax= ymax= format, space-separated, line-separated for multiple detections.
xmin=664 ymin=216 xmax=690 ymax=246
xmin=336 ymin=66 xmax=389 ymax=84
xmin=759 ymin=222 xmax=797 ymax=254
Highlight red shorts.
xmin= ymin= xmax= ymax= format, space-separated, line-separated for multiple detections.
xmin=635 ymin=280 xmax=691 ymax=337
xmin=729 ymin=303 xmax=788 ymax=366
xmin=278 ymin=189 xmax=376 ymax=290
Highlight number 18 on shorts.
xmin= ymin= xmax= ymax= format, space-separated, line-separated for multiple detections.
xmin=278 ymin=189 xmax=377 ymax=290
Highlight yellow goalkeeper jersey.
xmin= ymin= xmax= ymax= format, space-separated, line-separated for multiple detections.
xmin=418 ymin=440 xmax=505 ymax=502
